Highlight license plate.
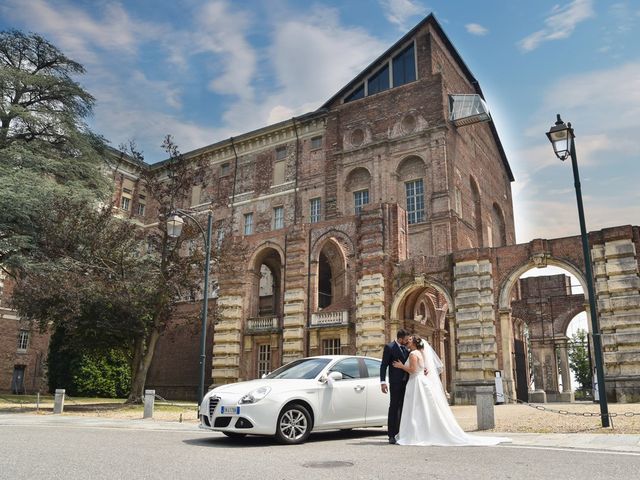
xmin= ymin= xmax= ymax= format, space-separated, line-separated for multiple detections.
xmin=220 ymin=405 xmax=240 ymax=415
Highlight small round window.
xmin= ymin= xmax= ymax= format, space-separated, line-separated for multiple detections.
xmin=351 ymin=128 xmax=365 ymax=147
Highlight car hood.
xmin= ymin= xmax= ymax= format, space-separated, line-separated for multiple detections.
xmin=208 ymin=378 xmax=316 ymax=395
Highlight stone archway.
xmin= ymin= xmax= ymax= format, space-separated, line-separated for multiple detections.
xmin=498 ymin=258 xmax=590 ymax=403
xmin=391 ymin=276 xmax=455 ymax=395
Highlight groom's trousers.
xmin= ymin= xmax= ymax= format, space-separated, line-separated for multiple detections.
xmin=388 ymin=381 xmax=407 ymax=439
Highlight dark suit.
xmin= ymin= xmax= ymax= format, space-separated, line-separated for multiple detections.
xmin=380 ymin=340 xmax=409 ymax=439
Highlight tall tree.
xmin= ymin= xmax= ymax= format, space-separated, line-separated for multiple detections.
xmin=568 ymin=328 xmax=592 ymax=391
xmin=0 ymin=30 xmax=109 ymax=270
xmin=13 ymin=136 xmax=247 ymax=402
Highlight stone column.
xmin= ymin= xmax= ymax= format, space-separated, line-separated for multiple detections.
xmin=282 ymin=289 xmax=306 ymax=364
xmin=592 ymin=232 xmax=640 ymax=402
xmin=452 ymin=259 xmax=498 ymax=404
xmin=212 ymin=294 xmax=242 ymax=385
xmin=355 ymin=273 xmax=386 ymax=357
xmin=557 ymin=339 xmax=572 ymax=395
xmin=499 ymin=308 xmax=516 ymax=403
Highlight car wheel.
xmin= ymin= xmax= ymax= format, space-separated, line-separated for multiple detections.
xmin=275 ymin=404 xmax=312 ymax=444
xmin=223 ymin=432 xmax=247 ymax=439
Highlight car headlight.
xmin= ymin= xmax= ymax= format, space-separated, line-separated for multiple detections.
xmin=239 ymin=386 xmax=271 ymax=404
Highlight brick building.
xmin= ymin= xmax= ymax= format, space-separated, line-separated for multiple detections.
xmin=3 ymin=14 xmax=639 ymax=403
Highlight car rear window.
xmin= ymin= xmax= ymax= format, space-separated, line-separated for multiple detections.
xmin=363 ymin=358 xmax=381 ymax=378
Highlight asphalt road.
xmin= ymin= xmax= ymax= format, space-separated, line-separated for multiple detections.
xmin=0 ymin=424 xmax=637 ymax=480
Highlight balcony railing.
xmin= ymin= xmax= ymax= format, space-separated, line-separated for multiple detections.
xmin=310 ymin=310 xmax=349 ymax=327
xmin=246 ymin=316 xmax=280 ymax=333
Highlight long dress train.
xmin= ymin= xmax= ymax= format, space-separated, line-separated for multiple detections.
xmin=396 ymin=345 xmax=511 ymax=446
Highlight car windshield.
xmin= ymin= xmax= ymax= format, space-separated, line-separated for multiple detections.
xmin=264 ymin=358 xmax=331 ymax=379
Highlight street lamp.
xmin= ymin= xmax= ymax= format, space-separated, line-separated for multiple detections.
xmin=166 ymin=209 xmax=213 ymax=406
xmin=546 ymin=114 xmax=610 ymax=428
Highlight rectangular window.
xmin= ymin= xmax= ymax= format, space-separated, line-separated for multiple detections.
xmin=310 ymin=136 xmax=323 ymax=150
xmin=310 ymin=198 xmax=321 ymax=223
xmin=276 ymin=146 xmax=287 ymax=161
xmin=273 ymin=206 xmax=284 ymax=229
xmin=120 ymin=197 xmax=130 ymax=211
xmin=405 ymin=179 xmax=425 ymax=224
xmin=367 ymin=64 xmax=390 ymax=95
xmin=244 ymin=213 xmax=253 ymax=235
xmin=273 ymin=160 xmax=286 ymax=185
xmin=392 ymin=43 xmax=416 ymax=87
xmin=454 ymin=187 xmax=462 ymax=217
xmin=257 ymin=344 xmax=271 ymax=378
xmin=137 ymin=203 xmax=145 ymax=216
xmin=344 ymin=83 xmax=365 ymax=103
xmin=322 ymin=338 xmax=341 ymax=356
xmin=220 ymin=163 xmax=230 ymax=176
xmin=17 ymin=330 xmax=29 ymax=351
xmin=354 ymin=189 xmax=369 ymax=215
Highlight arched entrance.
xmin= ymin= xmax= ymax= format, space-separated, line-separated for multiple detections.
xmin=499 ymin=260 xmax=590 ymax=403
xmin=391 ymin=277 xmax=454 ymax=395
xmin=245 ymin=244 xmax=285 ymax=379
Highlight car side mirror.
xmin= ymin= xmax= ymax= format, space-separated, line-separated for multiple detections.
xmin=328 ymin=371 xmax=343 ymax=381
xmin=261 ymin=372 xmax=270 ymax=379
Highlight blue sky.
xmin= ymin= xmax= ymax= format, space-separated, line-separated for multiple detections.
xmin=1 ymin=0 xmax=639 ymax=243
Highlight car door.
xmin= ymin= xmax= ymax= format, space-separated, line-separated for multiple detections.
xmin=363 ymin=358 xmax=388 ymax=426
xmin=317 ymin=358 xmax=367 ymax=428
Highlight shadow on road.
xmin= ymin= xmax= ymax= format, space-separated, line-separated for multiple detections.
xmin=183 ymin=428 xmax=388 ymax=448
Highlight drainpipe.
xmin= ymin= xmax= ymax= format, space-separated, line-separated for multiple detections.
xmin=306 ymin=227 xmax=312 ymax=357
xmin=230 ymin=137 xmax=239 ymax=230
xmin=292 ymin=117 xmax=301 ymax=225
xmin=280 ymin=232 xmax=287 ymax=364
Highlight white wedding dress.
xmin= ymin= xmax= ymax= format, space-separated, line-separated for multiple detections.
xmin=396 ymin=346 xmax=510 ymax=446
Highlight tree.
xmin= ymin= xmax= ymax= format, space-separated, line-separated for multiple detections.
xmin=13 ymin=136 xmax=247 ymax=402
xmin=568 ymin=328 xmax=592 ymax=391
xmin=0 ymin=30 xmax=109 ymax=270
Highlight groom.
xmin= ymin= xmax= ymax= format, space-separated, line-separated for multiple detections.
xmin=380 ymin=329 xmax=410 ymax=444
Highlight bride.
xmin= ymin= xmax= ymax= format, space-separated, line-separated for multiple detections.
xmin=392 ymin=335 xmax=510 ymax=446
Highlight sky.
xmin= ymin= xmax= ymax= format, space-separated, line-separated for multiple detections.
xmin=1 ymin=0 xmax=639 ymax=244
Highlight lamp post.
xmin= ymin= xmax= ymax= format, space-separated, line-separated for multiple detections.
xmin=167 ymin=209 xmax=213 ymax=406
xmin=546 ymin=114 xmax=610 ymax=427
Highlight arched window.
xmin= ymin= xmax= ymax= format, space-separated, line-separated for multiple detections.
xmin=316 ymin=240 xmax=347 ymax=310
xmin=345 ymin=167 xmax=372 ymax=215
xmin=492 ymin=203 xmax=507 ymax=247
xmin=470 ymin=177 xmax=483 ymax=247
xmin=397 ymin=156 xmax=427 ymax=224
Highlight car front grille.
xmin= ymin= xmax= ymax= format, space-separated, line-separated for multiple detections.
xmin=209 ymin=396 xmax=219 ymax=417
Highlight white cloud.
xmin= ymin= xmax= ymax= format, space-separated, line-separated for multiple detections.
xmin=380 ymin=0 xmax=428 ymax=30
xmin=193 ymin=1 xmax=257 ymax=101
xmin=4 ymin=0 xmax=164 ymax=63
xmin=512 ymin=61 xmax=640 ymax=242
xmin=518 ymin=0 xmax=595 ymax=52
xmin=465 ymin=23 xmax=488 ymax=36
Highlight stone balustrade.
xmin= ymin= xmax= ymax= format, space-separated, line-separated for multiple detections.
xmin=310 ymin=310 xmax=349 ymax=327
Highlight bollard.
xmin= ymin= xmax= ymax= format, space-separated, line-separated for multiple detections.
xmin=476 ymin=386 xmax=495 ymax=430
xmin=53 ymin=389 xmax=65 ymax=414
xmin=143 ymin=389 xmax=155 ymax=419
xmin=36 ymin=392 xmax=40 ymax=412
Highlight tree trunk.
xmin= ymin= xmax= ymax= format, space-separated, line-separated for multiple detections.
xmin=126 ymin=328 xmax=162 ymax=403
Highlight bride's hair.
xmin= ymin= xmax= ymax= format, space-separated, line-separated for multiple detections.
xmin=412 ymin=335 xmax=425 ymax=350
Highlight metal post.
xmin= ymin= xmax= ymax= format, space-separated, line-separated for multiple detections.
xmin=569 ymin=134 xmax=610 ymax=427
xmin=198 ymin=212 xmax=213 ymax=406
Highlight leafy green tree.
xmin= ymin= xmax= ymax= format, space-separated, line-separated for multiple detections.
xmin=568 ymin=328 xmax=592 ymax=391
xmin=0 ymin=30 xmax=109 ymax=270
xmin=47 ymin=327 xmax=131 ymax=398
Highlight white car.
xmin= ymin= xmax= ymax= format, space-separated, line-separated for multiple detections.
xmin=198 ymin=355 xmax=388 ymax=444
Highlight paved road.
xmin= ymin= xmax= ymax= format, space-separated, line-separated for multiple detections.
xmin=1 ymin=419 xmax=638 ymax=480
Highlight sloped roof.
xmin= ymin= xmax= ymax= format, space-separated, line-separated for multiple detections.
xmin=320 ymin=13 xmax=514 ymax=182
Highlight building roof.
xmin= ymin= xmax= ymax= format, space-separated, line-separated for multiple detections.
xmin=320 ymin=13 xmax=514 ymax=182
